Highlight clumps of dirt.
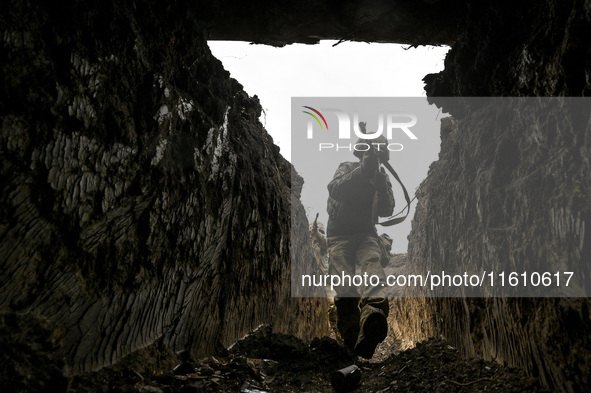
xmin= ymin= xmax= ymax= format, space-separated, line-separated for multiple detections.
xmin=355 ymin=339 xmax=549 ymax=393
xmin=229 ymin=327 xmax=310 ymax=360
xmin=0 ymin=312 xmax=68 ymax=393
xmin=228 ymin=333 xmax=356 ymax=392
xmin=68 ymin=326 xmax=550 ymax=393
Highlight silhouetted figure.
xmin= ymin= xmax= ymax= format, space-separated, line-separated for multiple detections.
xmin=326 ymin=123 xmax=394 ymax=359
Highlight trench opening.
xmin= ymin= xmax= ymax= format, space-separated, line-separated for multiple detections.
xmin=207 ymin=40 xmax=449 ymax=161
xmin=199 ymin=42 xmax=546 ymax=393
xmin=208 ymin=40 xmax=450 ymax=254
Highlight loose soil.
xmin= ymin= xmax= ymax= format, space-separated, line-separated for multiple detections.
xmin=69 ymin=325 xmax=549 ymax=393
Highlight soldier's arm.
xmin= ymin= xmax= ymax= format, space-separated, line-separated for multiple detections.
xmin=375 ymin=169 xmax=395 ymax=217
xmin=327 ymin=162 xmax=370 ymax=202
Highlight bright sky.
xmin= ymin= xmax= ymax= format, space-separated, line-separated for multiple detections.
xmin=208 ymin=40 xmax=449 ymax=162
xmin=207 ymin=40 xmax=450 ymax=253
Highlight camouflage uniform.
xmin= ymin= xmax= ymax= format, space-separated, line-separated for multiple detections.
xmin=310 ymin=222 xmax=329 ymax=274
xmin=326 ymin=142 xmax=395 ymax=359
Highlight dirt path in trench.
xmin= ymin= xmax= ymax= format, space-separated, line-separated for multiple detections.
xmin=71 ymin=324 xmax=550 ymax=393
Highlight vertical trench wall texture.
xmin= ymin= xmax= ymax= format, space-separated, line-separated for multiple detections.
xmin=0 ymin=0 xmax=327 ymax=373
xmin=393 ymin=1 xmax=591 ymax=392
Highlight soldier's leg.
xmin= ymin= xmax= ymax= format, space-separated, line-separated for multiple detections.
xmin=333 ymin=297 xmax=360 ymax=351
xmin=354 ymin=235 xmax=389 ymax=359
xmin=328 ymin=235 xmax=360 ymax=351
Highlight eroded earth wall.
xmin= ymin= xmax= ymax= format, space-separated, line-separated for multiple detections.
xmin=393 ymin=1 xmax=591 ymax=392
xmin=0 ymin=0 xmax=328 ymax=373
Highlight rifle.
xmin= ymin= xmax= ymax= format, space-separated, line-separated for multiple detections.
xmin=312 ymin=213 xmax=319 ymax=233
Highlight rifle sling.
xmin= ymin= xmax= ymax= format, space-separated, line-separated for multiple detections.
xmin=378 ymin=161 xmax=412 ymax=227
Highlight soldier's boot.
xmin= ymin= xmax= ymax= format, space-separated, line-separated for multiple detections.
xmin=354 ymin=306 xmax=388 ymax=359
xmin=334 ymin=297 xmax=360 ymax=352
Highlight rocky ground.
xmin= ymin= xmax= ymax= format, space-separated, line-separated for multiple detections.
xmin=68 ymin=326 xmax=549 ymax=393
xmin=0 ymin=305 xmax=549 ymax=393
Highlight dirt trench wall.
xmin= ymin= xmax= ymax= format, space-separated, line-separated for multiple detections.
xmin=393 ymin=1 xmax=591 ymax=392
xmin=0 ymin=0 xmax=328 ymax=373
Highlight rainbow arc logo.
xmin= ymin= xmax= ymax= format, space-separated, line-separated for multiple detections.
xmin=302 ymin=106 xmax=328 ymax=130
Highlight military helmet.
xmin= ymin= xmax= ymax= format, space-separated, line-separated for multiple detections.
xmin=380 ymin=233 xmax=393 ymax=253
xmin=309 ymin=222 xmax=325 ymax=235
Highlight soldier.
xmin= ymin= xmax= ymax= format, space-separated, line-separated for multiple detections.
xmin=310 ymin=220 xmax=328 ymax=274
xmin=326 ymin=124 xmax=395 ymax=359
